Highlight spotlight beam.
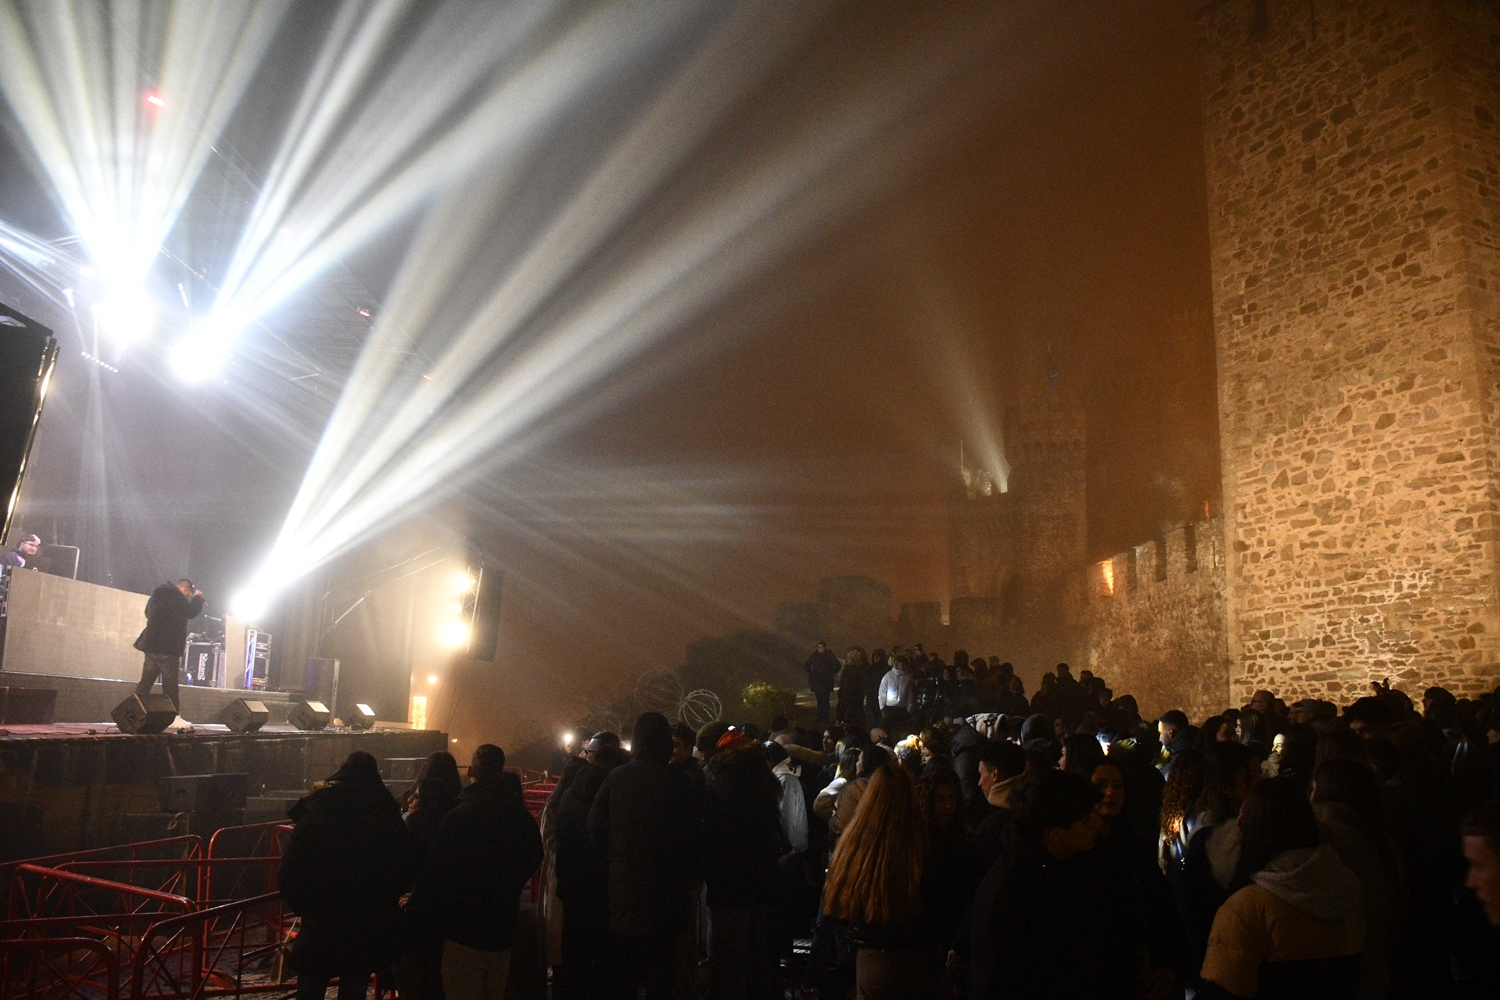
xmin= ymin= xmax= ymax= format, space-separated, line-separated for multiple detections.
xmin=237 ymin=2 xmax=1016 ymax=608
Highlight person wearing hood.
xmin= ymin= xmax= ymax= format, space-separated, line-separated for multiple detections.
xmin=1179 ymin=741 xmax=1262 ymax=975
xmin=1201 ymin=778 xmax=1364 ymax=999
xmin=1310 ymin=758 xmax=1403 ymax=1000
xmin=414 ymin=744 xmax=543 ymax=1000
xmin=973 ymin=740 xmax=1028 ymax=863
xmin=279 ymin=751 xmax=412 ymax=1000
xmin=556 ymin=743 xmax=629 ymax=1000
xmin=703 ymin=732 xmax=781 ymax=1000
xmin=949 ymin=721 xmax=988 ymax=825
xmin=589 ymin=712 xmax=703 ymax=999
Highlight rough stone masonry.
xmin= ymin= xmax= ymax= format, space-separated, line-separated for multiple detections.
xmin=1200 ymin=0 xmax=1500 ymax=702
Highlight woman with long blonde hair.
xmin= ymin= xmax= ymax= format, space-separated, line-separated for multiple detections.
xmin=823 ymin=762 xmax=944 ymax=999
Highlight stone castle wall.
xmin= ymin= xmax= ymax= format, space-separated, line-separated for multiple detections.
xmin=1082 ymin=518 xmax=1231 ymax=722
xmin=1201 ymin=0 xmax=1500 ymax=702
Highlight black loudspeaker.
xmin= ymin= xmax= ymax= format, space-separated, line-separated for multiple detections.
xmin=219 ymin=698 xmax=269 ymax=733
xmin=112 ymin=694 xmax=177 ymax=734
xmin=0 ymin=686 xmax=56 ymax=724
xmin=288 ymin=700 xmax=331 ymax=731
xmin=0 ymin=304 xmax=57 ymax=546
xmin=348 ymin=703 xmax=376 ymax=730
xmin=159 ymin=773 xmax=249 ymax=813
xmin=467 ymin=564 xmax=504 ymax=662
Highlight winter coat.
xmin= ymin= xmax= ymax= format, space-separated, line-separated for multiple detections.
xmin=415 ymin=779 xmax=543 ymax=953
xmin=838 ymin=659 xmax=866 ymax=700
xmin=969 ymin=824 xmax=1134 ymax=1000
xmin=972 ymin=774 xmax=1022 ymax=864
xmin=805 ymin=649 xmax=841 ymax=693
xmin=1200 ymin=846 xmax=1365 ymax=999
xmin=402 ymin=788 xmax=460 ymax=947
xmin=1315 ymin=802 xmax=1401 ymax=1000
xmin=134 ymin=583 xmax=206 ymax=656
xmin=878 ymin=668 xmax=912 ymax=710
xmin=279 ymin=774 xmax=411 ymax=973
xmin=703 ymin=744 xmax=782 ymax=908
xmin=555 ymin=764 xmax=611 ymax=904
xmin=588 ymin=757 xmax=703 ymax=936
xmin=772 ymin=759 xmax=808 ymax=854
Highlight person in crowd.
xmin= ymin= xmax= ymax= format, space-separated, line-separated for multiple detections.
xmin=915 ymin=768 xmax=985 ymax=989
xmin=1199 ymin=778 xmax=1365 ymax=999
xmin=589 ymin=712 xmax=703 ymax=1000
xmin=1060 ymin=732 xmax=1105 ymax=778
xmin=1463 ymin=799 xmax=1500 ymax=927
xmin=556 ymin=743 xmax=629 ymax=1000
xmin=1087 ymin=758 xmax=1180 ymax=999
xmin=396 ymin=751 xmax=464 ymax=1000
xmin=949 ymin=717 xmax=988 ymax=824
xmin=1157 ymin=710 xmax=1191 ymax=775
xmin=822 ymin=764 xmax=942 ymax=999
xmin=997 ymin=674 xmax=1029 ymax=717
xmin=1159 ymin=746 xmax=1206 ymax=873
xmin=813 ymin=747 xmax=861 ymax=827
xmin=410 ymin=744 xmax=543 ymax=1000
xmin=1310 ymin=756 xmax=1402 ymax=999
xmin=969 ymin=768 xmax=1129 ymax=999
xmin=973 ymin=739 xmax=1028 ymax=862
xmin=1248 ymin=689 xmax=1277 ymax=715
xmin=877 ymin=657 xmax=913 ymax=736
xmin=1178 ymin=741 xmax=1263 ymax=974
xmin=864 ymin=649 xmax=889 ymax=726
xmin=701 ymin=730 xmax=781 ymax=1000
xmin=805 ymin=641 xmax=841 ymax=723
xmin=280 ymin=751 xmax=412 ymax=1000
xmin=132 ymin=577 xmax=206 ymax=715
xmin=838 ymin=647 xmax=867 ymax=727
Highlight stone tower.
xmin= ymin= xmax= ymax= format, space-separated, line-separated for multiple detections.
xmin=949 ymin=392 xmax=1087 ymax=672
xmin=1199 ymin=0 xmax=1500 ymax=700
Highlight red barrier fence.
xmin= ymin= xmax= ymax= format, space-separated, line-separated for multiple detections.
xmin=0 ymin=935 xmax=120 ymax=1000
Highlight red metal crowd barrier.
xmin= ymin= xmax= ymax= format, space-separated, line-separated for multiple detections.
xmin=206 ymin=823 xmax=293 ymax=862
xmin=53 ymin=858 xmax=280 ymax=908
xmin=1 ymin=836 xmax=204 ymax=918
xmin=0 ymin=935 xmax=120 ymax=1000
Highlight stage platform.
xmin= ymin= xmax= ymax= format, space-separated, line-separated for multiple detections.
xmin=0 ymin=723 xmax=448 ymax=862
xmin=0 ymin=670 xmax=300 ymax=725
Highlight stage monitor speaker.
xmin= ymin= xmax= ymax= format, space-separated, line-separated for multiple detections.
xmin=0 ymin=304 xmax=58 ymax=546
xmin=348 ymin=703 xmax=376 ymax=730
xmin=467 ymin=564 xmax=504 ymax=662
xmin=289 ymin=700 xmax=331 ymax=731
xmin=112 ymin=694 xmax=177 ymax=735
xmin=0 ymin=686 xmax=56 ymax=724
xmin=219 ymin=699 xmax=269 ymax=734
xmin=305 ymin=658 xmax=339 ymax=710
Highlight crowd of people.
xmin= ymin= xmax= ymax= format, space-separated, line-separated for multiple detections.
xmin=278 ymin=647 xmax=1500 ymax=1000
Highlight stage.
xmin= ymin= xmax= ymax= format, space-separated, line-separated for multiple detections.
xmin=0 ymin=722 xmax=448 ymax=862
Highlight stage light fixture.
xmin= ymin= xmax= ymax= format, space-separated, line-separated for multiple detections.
xmin=426 ymin=674 xmax=439 ymax=685
xmin=450 ymin=568 xmax=477 ymax=594
xmin=230 ymin=585 xmax=273 ymax=623
xmin=439 ymin=620 xmax=470 ymax=650
xmin=94 ymin=288 xmax=155 ymax=347
xmin=169 ymin=336 xmax=227 ymax=384
xmin=144 ymin=91 xmax=166 ymax=108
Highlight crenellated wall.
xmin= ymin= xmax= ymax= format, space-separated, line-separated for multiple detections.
xmin=1082 ymin=518 xmax=1231 ymax=722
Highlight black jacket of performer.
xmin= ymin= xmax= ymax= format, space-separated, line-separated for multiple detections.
xmin=414 ymin=777 xmax=542 ymax=953
xmin=587 ymin=755 xmax=703 ymax=937
xmin=278 ymin=757 xmax=412 ymax=974
xmin=134 ymin=583 xmax=206 ymax=656
xmin=703 ymin=742 xmax=783 ymax=909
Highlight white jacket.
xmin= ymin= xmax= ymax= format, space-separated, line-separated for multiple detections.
xmin=773 ymin=759 xmax=808 ymax=854
xmin=878 ymin=667 xmax=911 ymax=709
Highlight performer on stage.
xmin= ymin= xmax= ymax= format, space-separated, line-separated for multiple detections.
xmin=1 ymin=533 xmax=40 ymax=569
xmin=133 ymin=578 xmax=205 ymax=716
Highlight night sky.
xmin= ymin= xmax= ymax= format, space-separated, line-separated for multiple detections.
xmin=0 ymin=0 xmax=1219 ymax=741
